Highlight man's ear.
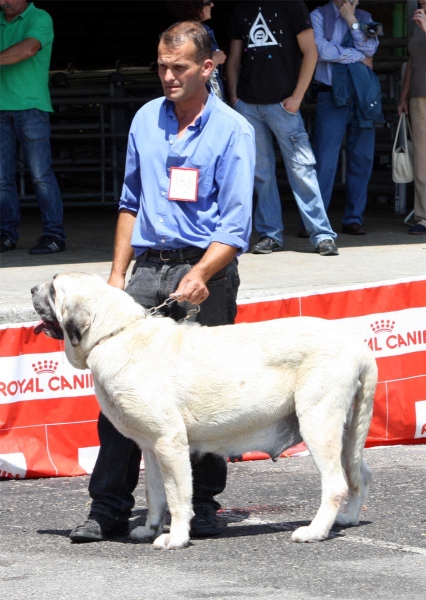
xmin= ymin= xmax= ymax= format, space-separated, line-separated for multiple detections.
xmin=63 ymin=305 xmax=90 ymax=347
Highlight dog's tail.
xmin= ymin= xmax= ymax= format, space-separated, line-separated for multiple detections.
xmin=342 ymin=348 xmax=378 ymax=522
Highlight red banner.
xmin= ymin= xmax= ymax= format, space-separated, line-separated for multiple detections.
xmin=1 ymin=276 xmax=425 ymax=478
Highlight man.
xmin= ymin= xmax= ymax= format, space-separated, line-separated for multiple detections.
xmin=0 ymin=0 xmax=65 ymax=254
xmin=227 ymin=0 xmax=338 ymax=257
xmin=311 ymin=0 xmax=380 ymax=235
xmin=70 ymin=21 xmax=255 ymax=543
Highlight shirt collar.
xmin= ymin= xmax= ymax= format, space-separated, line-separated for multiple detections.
xmin=163 ymin=86 xmax=216 ymax=129
xmin=0 ymin=2 xmax=35 ymax=24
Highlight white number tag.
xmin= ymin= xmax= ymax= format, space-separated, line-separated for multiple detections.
xmin=168 ymin=167 xmax=199 ymax=202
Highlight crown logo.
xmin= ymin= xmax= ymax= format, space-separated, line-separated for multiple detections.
xmin=32 ymin=360 xmax=59 ymax=375
xmin=370 ymin=319 xmax=395 ymax=334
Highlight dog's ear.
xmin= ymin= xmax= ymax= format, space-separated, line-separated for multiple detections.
xmin=62 ymin=304 xmax=90 ymax=347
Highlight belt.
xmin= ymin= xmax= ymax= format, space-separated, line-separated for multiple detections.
xmin=316 ymin=84 xmax=333 ymax=93
xmin=139 ymin=246 xmax=206 ymax=263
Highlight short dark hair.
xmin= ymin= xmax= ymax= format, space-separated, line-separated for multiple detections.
xmin=159 ymin=21 xmax=212 ymax=64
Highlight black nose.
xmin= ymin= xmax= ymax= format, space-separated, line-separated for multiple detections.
xmin=31 ymin=285 xmax=40 ymax=295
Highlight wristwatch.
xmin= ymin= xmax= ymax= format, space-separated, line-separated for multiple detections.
xmin=351 ymin=22 xmax=360 ymax=31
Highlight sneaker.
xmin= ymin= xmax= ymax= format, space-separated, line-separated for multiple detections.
xmin=0 ymin=233 xmax=16 ymax=253
xmin=315 ymin=238 xmax=339 ymax=256
xmin=190 ymin=503 xmax=225 ymax=538
xmin=251 ymin=236 xmax=283 ymax=255
xmin=29 ymin=235 xmax=66 ymax=255
xmin=70 ymin=513 xmax=129 ymax=543
xmin=408 ymin=224 xmax=426 ymax=235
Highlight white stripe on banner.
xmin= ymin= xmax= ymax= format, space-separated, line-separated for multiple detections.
xmin=0 ymin=351 xmax=94 ymax=404
xmin=337 ymin=307 xmax=426 ymax=359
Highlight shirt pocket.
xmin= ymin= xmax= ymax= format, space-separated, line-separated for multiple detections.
xmin=167 ymin=157 xmax=214 ymax=201
xmin=289 ymin=131 xmax=316 ymax=167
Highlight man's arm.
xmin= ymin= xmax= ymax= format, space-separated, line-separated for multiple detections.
xmin=398 ymin=58 xmax=412 ymax=115
xmin=0 ymin=38 xmax=41 ymax=66
xmin=311 ymin=8 xmax=368 ymax=65
xmin=282 ymin=28 xmax=318 ymax=114
xmin=108 ymin=209 xmax=137 ymax=289
xmin=226 ymin=39 xmax=243 ymax=107
xmin=172 ymin=242 xmax=237 ymax=305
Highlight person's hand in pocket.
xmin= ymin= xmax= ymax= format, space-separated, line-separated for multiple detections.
xmin=282 ymin=96 xmax=300 ymax=114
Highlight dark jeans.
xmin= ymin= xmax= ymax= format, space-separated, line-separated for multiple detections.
xmin=0 ymin=109 xmax=65 ymax=243
xmin=314 ymin=92 xmax=375 ymax=226
xmin=89 ymin=253 xmax=240 ymax=521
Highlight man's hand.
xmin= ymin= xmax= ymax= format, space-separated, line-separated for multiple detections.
xmin=229 ymin=95 xmax=240 ymax=108
xmin=339 ymin=0 xmax=359 ymax=27
xmin=413 ymin=8 xmax=426 ymax=32
xmin=108 ymin=272 xmax=126 ymax=290
xmin=282 ymin=96 xmax=301 ymax=114
xmin=361 ymin=56 xmax=373 ymax=69
xmin=398 ymin=98 xmax=409 ymax=116
xmin=171 ymin=271 xmax=209 ymax=305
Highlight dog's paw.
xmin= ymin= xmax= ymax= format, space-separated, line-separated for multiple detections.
xmin=153 ymin=533 xmax=189 ymax=550
xmin=130 ymin=525 xmax=157 ymax=543
xmin=291 ymin=526 xmax=327 ymax=543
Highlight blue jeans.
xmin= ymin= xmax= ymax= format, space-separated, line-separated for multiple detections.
xmin=0 ymin=109 xmax=65 ymax=242
xmin=314 ymin=92 xmax=375 ymax=226
xmin=89 ymin=254 xmax=240 ymax=521
xmin=234 ymin=100 xmax=335 ymax=247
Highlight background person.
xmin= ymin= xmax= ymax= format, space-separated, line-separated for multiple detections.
xmin=398 ymin=1 xmax=426 ymax=235
xmin=70 ymin=21 xmax=255 ymax=544
xmin=311 ymin=0 xmax=380 ymax=236
xmin=167 ymin=0 xmax=226 ymax=99
xmin=0 ymin=0 xmax=65 ymax=254
xmin=227 ymin=0 xmax=339 ymax=257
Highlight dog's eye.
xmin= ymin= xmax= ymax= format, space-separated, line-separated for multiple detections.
xmin=50 ymin=283 xmax=56 ymax=302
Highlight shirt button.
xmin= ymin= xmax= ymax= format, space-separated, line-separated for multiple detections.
xmin=161 ymin=192 xmax=166 ymax=196
xmin=161 ymin=239 xmax=166 ymax=244
xmin=170 ymin=140 xmax=174 ymax=145
xmin=159 ymin=218 xmax=164 ymax=223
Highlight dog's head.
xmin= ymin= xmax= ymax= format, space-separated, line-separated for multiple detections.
xmin=31 ymin=272 xmax=144 ymax=370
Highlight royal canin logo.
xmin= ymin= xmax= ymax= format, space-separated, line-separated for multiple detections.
xmin=0 ymin=361 xmax=94 ymax=399
xmin=365 ymin=318 xmax=426 ymax=353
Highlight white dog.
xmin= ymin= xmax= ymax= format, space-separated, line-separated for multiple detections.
xmin=31 ymin=272 xmax=378 ymax=550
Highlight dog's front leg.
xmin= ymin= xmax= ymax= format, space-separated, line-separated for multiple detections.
xmin=151 ymin=431 xmax=194 ymax=550
xmin=130 ymin=448 xmax=167 ymax=543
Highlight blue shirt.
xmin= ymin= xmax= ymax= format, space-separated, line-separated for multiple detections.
xmin=311 ymin=1 xmax=379 ymax=86
xmin=119 ymin=89 xmax=255 ymax=256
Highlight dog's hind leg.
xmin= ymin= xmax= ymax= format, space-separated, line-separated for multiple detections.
xmin=292 ymin=403 xmax=349 ymax=543
xmin=130 ymin=448 xmax=167 ymax=543
xmin=151 ymin=430 xmax=194 ymax=550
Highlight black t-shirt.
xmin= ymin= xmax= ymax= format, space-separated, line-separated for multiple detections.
xmin=228 ymin=1 xmax=313 ymax=104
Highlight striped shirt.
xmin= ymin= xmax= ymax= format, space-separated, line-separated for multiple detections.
xmin=311 ymin=1 xmax=379 ymax=86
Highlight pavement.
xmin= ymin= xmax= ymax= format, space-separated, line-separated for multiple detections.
xmin=1 ymin=203 xmax=426 ymax=324
xmin=1 ymin=445 xmax=426 ymax=600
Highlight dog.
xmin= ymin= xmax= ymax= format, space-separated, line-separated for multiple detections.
xmin=31 ymin=272 xmax=378 ymax=550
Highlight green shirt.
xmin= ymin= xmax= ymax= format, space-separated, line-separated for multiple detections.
xmin=0 ymin=3 xmax=53 ymax=112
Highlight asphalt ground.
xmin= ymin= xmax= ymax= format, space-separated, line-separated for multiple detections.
xmin=1 ymin=445 xmax=426 ymax=600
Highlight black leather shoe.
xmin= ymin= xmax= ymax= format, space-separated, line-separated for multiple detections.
xmin=70 ymin=513 xmax=129 ymax=543
xmin=342 ymin=223 xmax=366 ymax=235
xmin=190 ymin=504 xmax=225 ymax=538
xmin=315 ymin=239 xmax=339 ymax=256
xmin=251 ymin=236 xmax=283 ymax=254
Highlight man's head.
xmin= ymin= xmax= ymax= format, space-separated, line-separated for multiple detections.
xmin=333 ymin=0 xmax=357 ymax=8
xmin=158 ymin=21 xmax=214 ymax=104
xmin=0 ymin=0 xmax=28 ymax=20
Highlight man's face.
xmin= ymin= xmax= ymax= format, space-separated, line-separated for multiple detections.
xmin=0 ymin=0 xmax=28 ymax=18
xmin=157 ymin=40 xmax=213 ymax=104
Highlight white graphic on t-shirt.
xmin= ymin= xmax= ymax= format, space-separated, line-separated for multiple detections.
xmin=248 ymin=11 xmax=278 ymax=48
